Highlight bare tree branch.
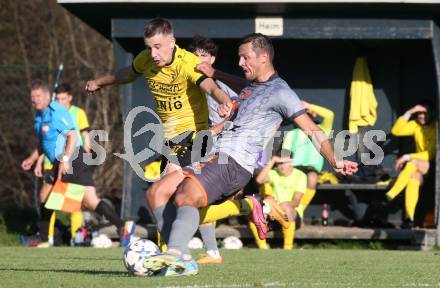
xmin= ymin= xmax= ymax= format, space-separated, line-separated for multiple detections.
xmin=11 ymin=0 xmax=31 ymax=89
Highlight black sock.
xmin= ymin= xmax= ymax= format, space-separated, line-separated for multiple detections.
xmin=94 ymin=201 xmax=124 ymax=233
xmin=38 ymin=205 xmax=52 ymax=242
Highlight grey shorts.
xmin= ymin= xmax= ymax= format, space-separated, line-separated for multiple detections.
xmin=183 ymin=153 xmax=252 ymax=205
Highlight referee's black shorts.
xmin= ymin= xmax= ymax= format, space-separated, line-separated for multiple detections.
xmin=44 ymin=146 xmax=94 ymax=187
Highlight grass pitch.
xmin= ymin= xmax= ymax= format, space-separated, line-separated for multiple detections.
xmin=0 ymin=247 xmax=439 ymax=287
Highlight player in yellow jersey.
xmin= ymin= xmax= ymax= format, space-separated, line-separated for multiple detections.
xmin=86 ymin=17 xmax=231 ymax=173
xmin=86 ymin=18 xmax=232 ymax=247
xmin=385 ymin=101 xmax=436 ymax=227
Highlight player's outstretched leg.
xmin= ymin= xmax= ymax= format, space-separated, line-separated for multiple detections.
xmin=199 ymin=196 xmax=267 ymax=240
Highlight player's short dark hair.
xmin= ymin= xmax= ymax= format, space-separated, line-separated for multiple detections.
xmin=239 ymin=33 xmax=274 ymax=62
xmin=54 ymin=83 xmax=72 ymax=94
xmin=144 ymin=17 xmax=173 ymax=38
xmin=31 ymin=79 xmax=50 ymax=93
xmin=419 ymin=99 xmax=434 ymax=112
xmin=418 ymin=98 xmax=436 ymax=122
xmin=188 ymin=35 xmax=218 ymax=58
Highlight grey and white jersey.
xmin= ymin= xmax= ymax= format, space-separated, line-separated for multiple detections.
xmin=214 ymin=73 xmax=305 ymax=174
xmin=206 ymin=80 xmax=238 ymax=127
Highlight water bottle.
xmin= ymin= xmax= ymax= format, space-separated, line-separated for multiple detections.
xmin=321 ymin=203 xmax=329 ymax=226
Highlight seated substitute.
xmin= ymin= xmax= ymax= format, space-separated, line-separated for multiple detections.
xmin=385 ymin=101 xmax=436 ymax=227
xmin=253 ymin=150 xmax=306 ymax=250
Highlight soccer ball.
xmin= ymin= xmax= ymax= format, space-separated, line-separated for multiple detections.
xmin=222 ymin=236 xmax=243 ymax=249
xmin=123 ymin=239 xmax=160 ymax=276
xmin=188 ymin=237 xmax=204 ymax=249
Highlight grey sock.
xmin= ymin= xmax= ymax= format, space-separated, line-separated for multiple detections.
xmin=152 ymin=203 xmax=176 ymax=244
xmin=168 ymin=206 xmax=200 ymax=257
xmin=199 ymin=223 xmax=218 ymax=252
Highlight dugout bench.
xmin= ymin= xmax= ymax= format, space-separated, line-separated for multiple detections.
xmin=315 ymin=183 xmax=390 ymax=223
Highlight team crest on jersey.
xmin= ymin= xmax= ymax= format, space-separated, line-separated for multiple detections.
xmin=240 ymin=88 xmax=253 ymax=100
xmin=169 ymin=72 xmax=177 ymax=82
xmin=42 ymin=125 xmax=49 ymax=133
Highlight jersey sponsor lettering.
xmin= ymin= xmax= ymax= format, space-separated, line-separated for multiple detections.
xmin=147 ymin=79 xmax=180 ymax=94
xmin=155 ymin=97 xmax=183 ymax=112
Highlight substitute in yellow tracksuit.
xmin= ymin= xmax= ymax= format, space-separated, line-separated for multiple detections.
xmin=386 ymin=101 xmax=436 ymax=224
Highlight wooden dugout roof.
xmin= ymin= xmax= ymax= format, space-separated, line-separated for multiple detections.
xmin=59 ymin=1 xmax=440 ymax=39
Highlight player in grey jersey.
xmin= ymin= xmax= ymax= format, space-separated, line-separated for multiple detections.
xmin=144 ymin=33 xmax=358 ymax=276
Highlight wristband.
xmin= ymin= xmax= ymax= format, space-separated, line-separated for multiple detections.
xmin=62 ymin=155 xmax=70 ymax=162
xmin=402 ymin=154 xmax=411 ymax=161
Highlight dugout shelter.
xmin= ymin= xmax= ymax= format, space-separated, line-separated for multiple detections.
xmin=59 ymin=0 xmax=440 ymax=244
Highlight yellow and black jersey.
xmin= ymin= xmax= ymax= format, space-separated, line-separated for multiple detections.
xmin=132 ymin=45 xmax=209 ymax=139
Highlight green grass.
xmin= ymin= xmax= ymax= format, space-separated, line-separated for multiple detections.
xmin=0 ymin=247 xmax=439 ymax=287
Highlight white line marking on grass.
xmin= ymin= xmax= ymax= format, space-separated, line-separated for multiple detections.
xmin=261 ymin=282 xmax=289 ymax=287
xmin=161 ymin=282 xmax=289 ymax=288
xmin=403 ymin=284 xmax=436 ymax=287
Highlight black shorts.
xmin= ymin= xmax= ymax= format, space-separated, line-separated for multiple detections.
xmin=44 ymin=147 xmax=95 ymax=187
xmin=160 ymin=131 xmax=211 ymax=173
xmin=183 ymin=153 xmax=252 ymax=205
